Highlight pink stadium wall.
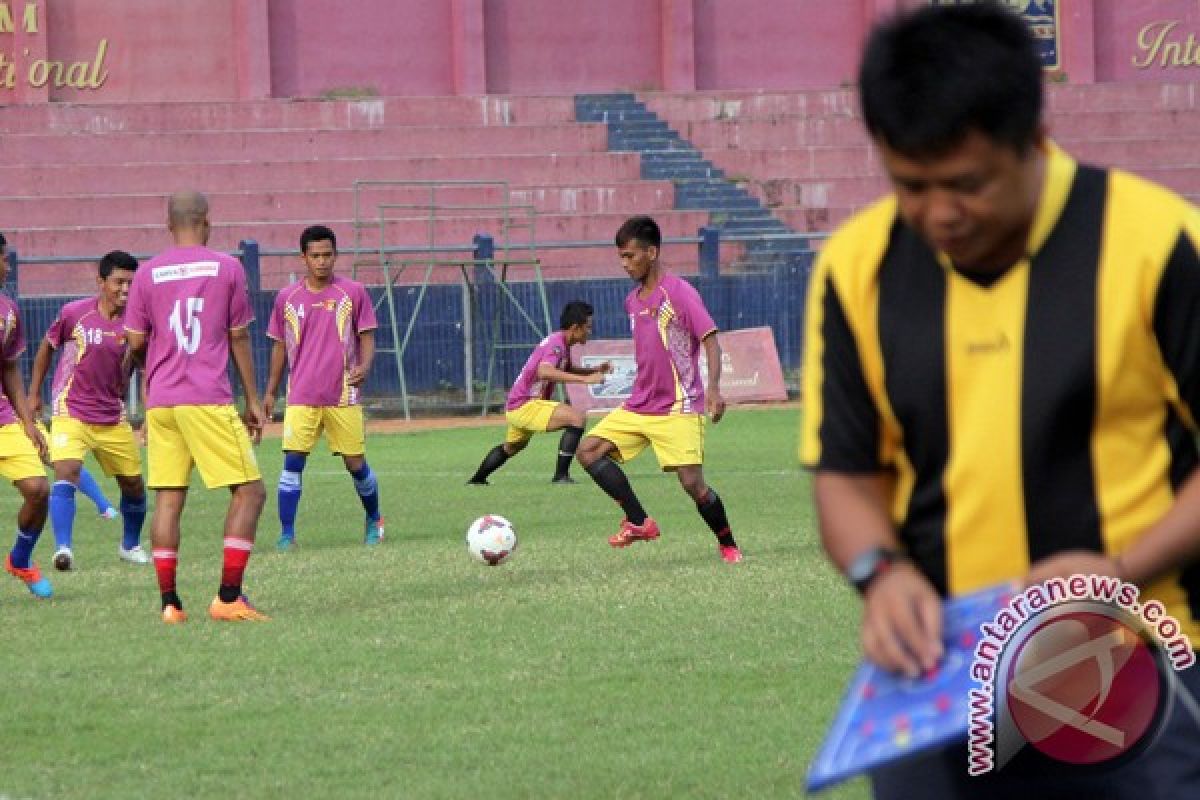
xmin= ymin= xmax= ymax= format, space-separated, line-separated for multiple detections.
xmin=693 ymin=0 xmax=868 ymax=90
xmin=0 ymin=0 xmax=1196 ymax=105
xmin=482 ymin=0 xmax=661 ymax=94
xmin=268 ymin=0 xmax=458 ymax=97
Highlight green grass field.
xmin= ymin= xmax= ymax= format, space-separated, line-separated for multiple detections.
xmin=0 ymin=408 xmax=870 ymax=800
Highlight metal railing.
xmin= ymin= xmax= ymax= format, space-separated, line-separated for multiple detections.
xmin=5 ymin=227 xmax=827 ymax=417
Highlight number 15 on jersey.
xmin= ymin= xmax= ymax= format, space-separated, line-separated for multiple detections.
xmin=168 ymin=297 xmax=204 ymax=355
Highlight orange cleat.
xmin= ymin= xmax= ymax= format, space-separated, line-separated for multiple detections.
xmin=208 ymin=594 xmax=270 ymax=622
xmin=5 ymin=554 xmax=52 ymax=598
xmin=161 ymin=605 xmax=188 ymax=624
xmin=608 ymin=517 xmax=661 ymax=548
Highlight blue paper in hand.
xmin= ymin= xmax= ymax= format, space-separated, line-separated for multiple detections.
xmin=806 ymin=583 xmax=1015 ymax=793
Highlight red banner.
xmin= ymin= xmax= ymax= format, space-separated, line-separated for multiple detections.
xmin=565 ymin=326 xmax=788 ymax=412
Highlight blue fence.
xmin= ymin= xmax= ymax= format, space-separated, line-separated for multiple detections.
xmin=9 ymin=243 xmax=816 ymax=414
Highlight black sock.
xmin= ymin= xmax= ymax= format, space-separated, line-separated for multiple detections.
xmin=218 ymin=585 xmax=241 ymax=603
xmin=584 ymin=457 xmax=647 ymax=525
xmin=698 ymin=489 xmax=736 ymax=547
xmin=554 ymin=426 xmax=583 ymax=479
xmin=161 ymin=591 xmax=182 ymax=611
xmin=470 ymin=445 xmax=510 ymax=483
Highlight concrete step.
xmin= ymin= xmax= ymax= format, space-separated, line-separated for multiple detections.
xmin=671 ymin=113 xmax=1200 ymax=151
xmin=0 ymin=182 xmax=679 ymax=229
xmin=641 ymin=163 xmax=724 ymax=180
xmin=0 ymin=153 xmax=646 ymax=196
xmin=0 ymin=96 xmax=580 ymax=134
xmin=642 ymin=89 xmax=859 ymax=122
xmin=5 ymin=210 xmax=715 ymax=262
xmin=640 ymin=83 xmax=1200 ymax=121
xmin=707 ymin=139 xmax=1200 ymax=181
xmin=0 ymin=124 xmax=610 ymax=165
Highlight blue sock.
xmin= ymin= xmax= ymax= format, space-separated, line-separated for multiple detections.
xmin=278 ymin=452 xmax=307 ymax=540
xmin=119 ymin=494 xmax=146 ymax=551
xmin=77 ymin=467 xmax=114 ymax=514
xmin=10 ymin=526 xmax=41 ymax=569
xmin=50 ymin=480 xmax=77 ymax=550
xmin=351 ymin=463 xmax=380 ymax=521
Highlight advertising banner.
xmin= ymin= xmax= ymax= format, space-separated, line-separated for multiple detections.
xmin=565 ymin=326 xmax=788 ymax=412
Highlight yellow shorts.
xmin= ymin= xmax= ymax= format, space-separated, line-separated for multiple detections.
xmin=146 ymin=405 xmax=261 ymax=489
xmin=504 ymin=400 xmax=559 ymax=446
xmin=0 ymin=423 xmax=46 ymax=482
xmin=283 ymin=405 xmax=365 ymax=456
xmin=587 ymin=408 xmax=705 ymax=470
xmin=49 ymin=416 xmax=142 ymax=477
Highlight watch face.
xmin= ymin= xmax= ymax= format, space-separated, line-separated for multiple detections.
xmin=848 ymin=548 xmax=895 ymax=591
xmin=849 ymin=551 xmax=881 ymax=583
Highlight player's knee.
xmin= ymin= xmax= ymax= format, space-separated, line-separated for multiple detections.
xmin=576 ymin=437 xmax=603 ymax=465
xmin=235 ymin=479 xmax=267 ymax=510
xmin=23 ymin=477 xmax=50 ymax=506
xmin=504 ymin=441 xmax=526 ymax=456
xmin=677 ymin=471 xmax=706 ymax=499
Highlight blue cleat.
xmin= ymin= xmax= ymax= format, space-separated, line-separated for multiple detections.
xmin=364 ymin=516 xmax=385 ymax=546
xmin=6 ymin=554 xmax=53 ymax=598
xmin=276 ymin=534 xmax=296 ymax=552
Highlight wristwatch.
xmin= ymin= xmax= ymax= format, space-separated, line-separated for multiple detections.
xmin=846 ymin=546 xmax=903 ymax=594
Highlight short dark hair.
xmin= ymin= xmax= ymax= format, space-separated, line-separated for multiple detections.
xmin=98 ymin=250 xmax=138 ymax=278
xmin=0 ymin=232 xmax=6 ymax=250
xmin=615 ymin=215 xmax=661 ymax=250
xmin=559 ymin=301 xmax=593 ymax=330
xmin=858 ymin=2 xmax=1043 ymax=158
xmin=300 ymin=224 xmax=337 ymax=254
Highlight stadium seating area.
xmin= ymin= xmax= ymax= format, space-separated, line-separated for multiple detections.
xmin=645 ymin=82 xmax=1200 ymax=230
xmin=4 ymin=82 xmax=1200 ymax=295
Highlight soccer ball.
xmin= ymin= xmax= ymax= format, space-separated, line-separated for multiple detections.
xmin=466 ymin=514 xmax=518 ymax=566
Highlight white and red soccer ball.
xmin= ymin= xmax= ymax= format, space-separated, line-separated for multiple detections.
xmin=466 ymin=514 xmax=518 ymax=566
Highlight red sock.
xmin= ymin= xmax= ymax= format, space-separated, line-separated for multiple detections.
xmin=153 ymin=548 xmax=177 ymax=594
xmin=221 ymin=537 xmax=253 ymax=590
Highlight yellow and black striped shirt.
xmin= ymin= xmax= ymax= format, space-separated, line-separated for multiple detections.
xmin=801 ymin=146 xmax=1200 ymax=639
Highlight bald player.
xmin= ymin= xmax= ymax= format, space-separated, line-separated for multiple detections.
xmin=124 ymin=191 xmax=268 ymax=624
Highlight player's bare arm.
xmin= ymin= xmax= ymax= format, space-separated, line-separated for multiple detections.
xmin=701 ymin=331 xmax=725 ymax=423
xmin=536 ymin=362 xmax=605 ymax=385
xmin=263 ymin=338 xmax=287 ymax=420
xmin=26 ymin=337 xmax=55 ymax=417
xmin=347 ymin=329 xmax=375 ymax=387
xmin=3 ymin=358 xmax=47 ymax=462
xmin=228 ymin=325 xmax=264 ymax=445
xmin=815 ymin=471 xmax=943 ymax=678
xmin=124 ymin=330 xmax=147 ymax=357
xmin=568 ymin=361 xmax=613 ymax=377
xmin=132 ymin=368 xmax=148 ymax=446
xmin=1027 ymin=465 xmax=1200 ymax=589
